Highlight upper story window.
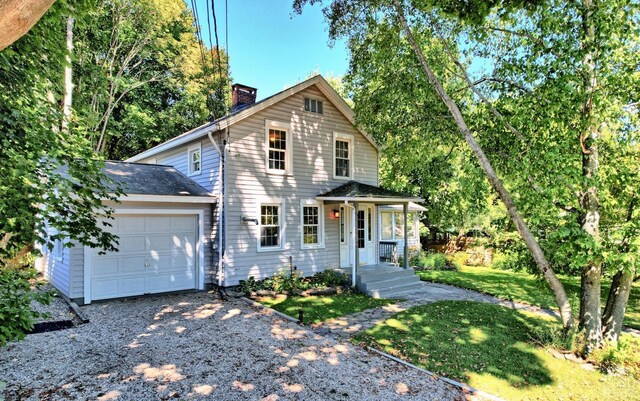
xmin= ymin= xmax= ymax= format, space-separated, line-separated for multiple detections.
xmin=301 ymin=200 xmax=324 ymax=249
xmin=258 ymin=197 xmax=285 ymax=252
xmin=304 ymin=97 xmax=323 ymax=114
xmin=265 ymin=120 xmax=292 ymax=175
xmin=333 ymin=132 xmax=354 ymax=179
xmin=188 ymin=144 xmax=201 ymax=175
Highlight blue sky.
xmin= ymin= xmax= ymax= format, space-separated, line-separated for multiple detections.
xmin=190 ymin=0 xmax=349 ymax=100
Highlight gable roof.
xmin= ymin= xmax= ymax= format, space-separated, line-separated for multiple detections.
xmin=316 ymin=181 xmax=422 ymax=203
xmin=127 ymin=75 xmax=379 ymax=162
xmin=102 ymin=161 xmax=213 ymax=198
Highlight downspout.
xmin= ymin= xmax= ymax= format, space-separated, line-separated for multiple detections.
xmin=207 ymin=130 xmax=225 ymax=294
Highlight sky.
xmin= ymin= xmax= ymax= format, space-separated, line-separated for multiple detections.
xmin=191 ymin=0 xmax=349 ymax=100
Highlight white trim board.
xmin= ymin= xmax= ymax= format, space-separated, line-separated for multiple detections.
xmin=109 ymin=194 xmax=216 ymax=203
xmin=83 ymin=208 xmax=206 ymax=304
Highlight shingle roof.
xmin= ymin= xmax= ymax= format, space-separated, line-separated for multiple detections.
xmin=102 ymin=161 xmax=212 ymax=197
xmin=317 ymin=181 xmax=420 ymax=200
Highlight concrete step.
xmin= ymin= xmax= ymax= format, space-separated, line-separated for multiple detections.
xmin=368 ymin=282 xmax=425 ymax=299
xmin=358 ymin=275 xmax=421 ymax=293
xmin=356 ymin=268 xmax=417 ymax=284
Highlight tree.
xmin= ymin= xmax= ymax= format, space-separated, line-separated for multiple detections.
xmin=73 ymin=0 xmax=229 ymax=160
xmin=0 ymin=0 xmax=121 ymax=340
xmin=0 ymin=0 xmax=56 ymax=50
xmin=295 ymin=0 xmax=639 ymax=346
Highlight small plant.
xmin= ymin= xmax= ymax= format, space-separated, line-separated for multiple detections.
xmin=591 ymin=337 xmax=640 ymax=378
xmin=410 ymin=251 xmax=457 ymax=271
xmin=528 ymin=324 xmax=578 ymax=351
xmin=311 ymin=270 xmax=346 ymax=288
xmin=238 ymin=276 xmax=260 ymax=294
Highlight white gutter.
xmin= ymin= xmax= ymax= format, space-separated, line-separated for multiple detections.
xmin=207 ymin=131 xmax=224 ymax=289
xmin=107 ymin=194 xmax=216 ymax=203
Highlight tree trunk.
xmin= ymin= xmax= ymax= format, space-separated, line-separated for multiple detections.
xmin=601 ymin=269 xmax=634 ymax=342
xmin=0 ymin=0 xmax=56 ymax=50
xmin=61 ymin=17 xmax=74 ymax=132
xmin=393 ymin=0 xmax=574 ymax=331
xmin=578 ymin=0 xmax=602 ymax=352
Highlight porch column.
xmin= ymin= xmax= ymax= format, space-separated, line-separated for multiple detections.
xmin=403 ymin=202 xmax=409 ymax=269
xmin=353 ymin=201 xmax=359 ymax=282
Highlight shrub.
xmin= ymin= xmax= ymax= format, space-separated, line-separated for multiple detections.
xmin=311 ymin=270 xmax=347 ymax=288
xmin=591 ymin=337 xmax=640 ymax=378
xmin=411 ymin=251 xmax=457 ymax=271
xmin=0 ymin=249 xmax=51 ymax=347
xmin=528 ymin=324 xmax=578 ymax=351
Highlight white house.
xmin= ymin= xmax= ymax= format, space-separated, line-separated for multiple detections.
xmin=38 ymin=75 xmax=425 ymax=304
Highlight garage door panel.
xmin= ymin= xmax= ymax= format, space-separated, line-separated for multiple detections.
xmin=92 ymin=257 xmax=119 ymax=277
xmin=171 ymin=216 xmax=196 ymax=232
xmin=120 ymin=256 xmax=147 ymax=274
xmin=145 ymin=217 xmax=175 ymax=234
xmin=146 ymin=273 xmax=195 ymax=293
xmin=90 ymin=214 xmax=198 ymax=302
xmin=118 ymin=216 xmax=146 ymax=234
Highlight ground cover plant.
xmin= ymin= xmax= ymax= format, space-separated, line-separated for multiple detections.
xmin=353 ymin=301 xmax=640 ymax=401
xmin=258 ymin=293 xmax=395 ymax=324
xmin=417 ymin=254 xmax=640 ymax=330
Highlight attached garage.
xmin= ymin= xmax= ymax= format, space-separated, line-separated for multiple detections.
xmin=86 ymin=214 xmax=200 ymax=302
xmin=39 ymin=161 xmax=216 ymax=305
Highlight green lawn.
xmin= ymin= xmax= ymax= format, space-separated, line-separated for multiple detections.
xmin=418 ymin=263 xmax=640 ymax=329
xmin=354 ymin=301 xmax=640 ymax=401
xmin=257 ymin=293 xmax=396 ymax=324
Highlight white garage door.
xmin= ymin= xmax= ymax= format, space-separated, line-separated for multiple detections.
xmin=89 ymin=215 xmax=198 ymax=301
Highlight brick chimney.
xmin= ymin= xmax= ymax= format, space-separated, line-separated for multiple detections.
xmin=231 ymin=83 xmax=257 ymax=112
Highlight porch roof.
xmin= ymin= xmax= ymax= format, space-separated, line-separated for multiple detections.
xmin=316 ymin=181 xmax=422 ymax=203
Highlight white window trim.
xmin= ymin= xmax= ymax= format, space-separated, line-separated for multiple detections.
xmin=54 ymin=238 xmax=63 ymax=261
xmin=333 ymin=132 xmax=354 ymax=180
xmin=257 ymin=197 xmax=286 ymax=252
xmin=188 ymin=144 xmax=202 ymax=176
xmin=300 ymin=199 xmax=325 ymax=249
xmin=265 ymin=119 xmax=293 ymax=175
xmin=304 ymin=96 xmax=324 ymax=114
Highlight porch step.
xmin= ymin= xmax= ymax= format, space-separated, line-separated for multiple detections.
xmin=350 ymin=264 xmax=423 ymax=299
xmin=368 ymin=281 xmax=425 ymax=299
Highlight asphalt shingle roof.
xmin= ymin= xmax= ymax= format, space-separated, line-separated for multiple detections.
xmin=102 ymin=161 xmax=212 ymax=197
xmin=317 ymin=181 xmax=418 ymax=199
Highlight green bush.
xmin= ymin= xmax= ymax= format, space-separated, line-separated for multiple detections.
xmin=528 ymin=324 xmax=578 ymax=351
xmin=410 ymin=251 xmax=456 ymax=271
xmin=592 ymin=337 xmax=640 ymax=378
xmin=0 ymin=264 xmax=51 ymax=346
xmin=311 ymin=270 xmax=347 ymax=288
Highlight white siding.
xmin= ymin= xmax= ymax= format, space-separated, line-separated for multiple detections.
xmin=37 ymin=236 xmax=72 ymax=297
xmin=223 ymin=86 xmax=379 ymax=286
xmin=140 ymin=138 xmax=221 ymax=194
xmin=66 ymin=201 xmax=214 ymax=302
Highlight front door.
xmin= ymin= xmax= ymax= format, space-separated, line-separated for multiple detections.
xmin=357 ymin=205 xmax=375 ymax=265
xmin=339 ymin=205 xmax=352 ymax=268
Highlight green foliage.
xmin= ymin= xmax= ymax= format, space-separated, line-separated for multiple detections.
xmin=238 ymin=268 xmax=348 ymax=294
xmin=411 ymin=251 xmax=455 ymax=271
xmin=311 ymin=269 xmax=348 ymax=287
xmin=591 ymin=337 xmax=640 ymax=379
xmin=528 ymin=323 xmax=578 ymax=352
xmin=73 ymin=0 xmax=230 ymax=159
xmin=0 ymin=251 xmax=52 ymax=346
xmin=0 ymin=1 xmax=121 ymax=262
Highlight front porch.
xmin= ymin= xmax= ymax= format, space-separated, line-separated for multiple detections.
xmin=317 ymin=181 xmax=425 ymax=297
xmin=336 ymin=263 xmax=423 ymax=299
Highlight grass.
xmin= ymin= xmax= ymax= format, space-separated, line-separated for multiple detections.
xmin=354 ymin=301 xmax=640 ymax=401
xmin=417 ymin=259 xmax=640 ymax=330
xmin=257 ymin=293 xmax=396 ymax=324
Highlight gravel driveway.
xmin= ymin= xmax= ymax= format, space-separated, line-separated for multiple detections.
xmin=1 ymin=292 xmax=462 ymax=400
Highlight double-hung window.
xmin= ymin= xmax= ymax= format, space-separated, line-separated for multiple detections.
xmin=265 ymin=120 xmax=292 ymax=175
xmin=333 ymin=132 xmax=354 ymax=179
xmin=381 ymin=211 xmax=417 ymax=241
xmin=188 ymin=144 xmax=201 ymax=175
xmin=258 ymin=198 xmax=285 ymax=251
xmin=300 ymin=200 xmax=324 ymax=249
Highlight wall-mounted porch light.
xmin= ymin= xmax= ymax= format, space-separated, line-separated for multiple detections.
xmin=332 ymin=209 xmax=340 ymax=219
